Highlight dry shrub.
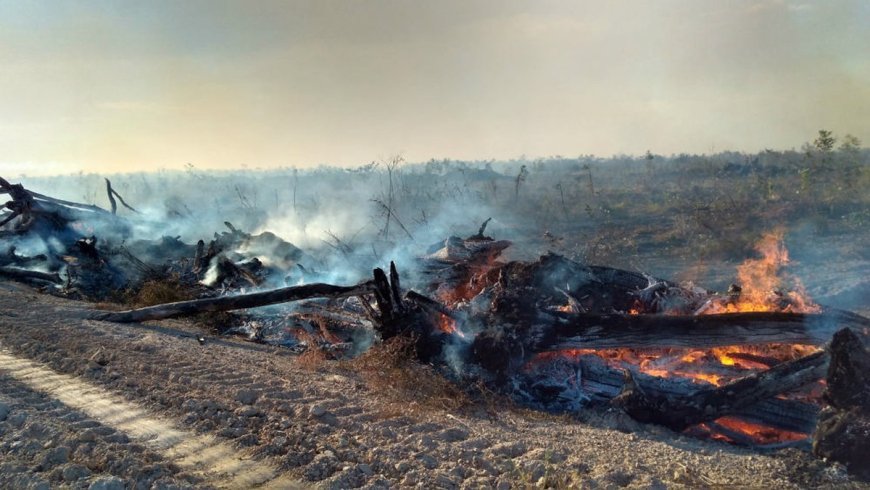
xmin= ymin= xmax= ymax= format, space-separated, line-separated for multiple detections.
xmin=295 ymin=346 xmax=328 ymax=372
xmin=342 ymin=335 xmax=470 ymax=415
xmin=127 ymin=276 xmax=195 ymax=307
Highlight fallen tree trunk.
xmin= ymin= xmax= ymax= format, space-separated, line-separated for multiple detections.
xmin=612 ymin=347 xmax=829 ymax=431
xmin=92 ymin=281 xmax=376 ymax=323
xmin=0 ymin=266 xmax=62 ymax=285
xmin=537 ymin=310 xmax=869 ymax=350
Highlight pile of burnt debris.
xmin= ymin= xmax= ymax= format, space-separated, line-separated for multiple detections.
xmin=2 ymin=177 xmax=869 ymax=478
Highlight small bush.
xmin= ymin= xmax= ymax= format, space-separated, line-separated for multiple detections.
xmin=126 ymin=276 xmax=195 ymax=308
xmin=341 ymin=336 xmax=471 ymax=415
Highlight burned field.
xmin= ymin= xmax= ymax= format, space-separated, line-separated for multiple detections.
xmin=1 ymin=153 xmax=869 ymax=488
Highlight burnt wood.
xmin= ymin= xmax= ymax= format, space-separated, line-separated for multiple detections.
xmin=812 ymin=328 xmax=870 ymax=480
xmin=0 ymin=266 xmax=62 ymax=285
xmin=538 ymin=310 xmax=868 ymax=350
xmin=92 ymin=281 xmax=376 ymax=323
xmin=613 ymin=348 xmax=829 ymax=431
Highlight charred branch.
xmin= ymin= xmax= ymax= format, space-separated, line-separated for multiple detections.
xmin=105 ymin=178 xmax=139 ymax=215
xmin=106 ymin=179 xmax=117 ymax=214
xmin=405 ymin=290 xmax=459 ymax=320
xmin=92 ymin=281 xmax=376 ymax=323
xmin=471 ymin=217 xmax=492 ymax=240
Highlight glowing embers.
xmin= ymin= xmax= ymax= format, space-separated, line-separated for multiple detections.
xmin=688 ymin=416 xmax=810 ymax=446
xmin=437 ymin=313 xmax=467 ymax=339
xmin=535 ymin=343 xmax=819 ymax=387
xmin=526 ymin=343 xmax=824 ymax=445
xmin=698 ymin=230 xmax=820 ymax=315
xmin=435 ymin=260 xmax=502 ymax=307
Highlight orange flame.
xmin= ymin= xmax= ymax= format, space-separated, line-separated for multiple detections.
xmin=703 ymin=230 xmax=820 ymax=314
xmin=709 ymin=416 xmax=808 ymax=445
xmin=530 ymin=343 xmax=820 ymax=387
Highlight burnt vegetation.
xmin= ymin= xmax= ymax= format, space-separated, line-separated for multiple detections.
xmin=2 ymin=130 xmax=870 ymax=478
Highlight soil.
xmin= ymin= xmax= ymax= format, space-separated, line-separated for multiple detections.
xmin=0 ymin=279 xmax=866 ymax=489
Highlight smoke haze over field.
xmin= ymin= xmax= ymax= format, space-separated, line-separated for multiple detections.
xmin=1 ymin=0 xmax=868 ymax=176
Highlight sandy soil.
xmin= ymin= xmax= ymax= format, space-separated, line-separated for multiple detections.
xmin=0 ymin=280 xmax=866 ymax=489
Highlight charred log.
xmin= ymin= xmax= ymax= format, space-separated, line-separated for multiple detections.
xmin=0 ymin=266 xmax=62 ymax=285
xmin=0 ymin=247 xmax=48 ymax=268
xmin=92 ymin=281 xmax=376 ymax=323
xmin=537 ymin=310 xmax=867 ymax=350
xmin=613 ymin=348 xmax=828 ymax=431
xmin=489 ymin=254 xmax=671 ymax=323
xmin=517 ymin=349 xmax=820 ymax=434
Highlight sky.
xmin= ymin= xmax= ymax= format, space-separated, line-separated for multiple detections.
xmin=1 ymin=0 xmax=868 ymax=176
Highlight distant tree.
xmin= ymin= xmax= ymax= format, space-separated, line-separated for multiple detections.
xmin=814 ymin=130 xmax=836 ymax=153
xmin=839 ymin=134 xmax=861 ymax=153
xmin=514 ymin=165 xmax=528 ymax=199
xmin=837 ymin=134 xmax=863 ymax=189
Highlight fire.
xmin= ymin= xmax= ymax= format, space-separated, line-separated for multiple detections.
xmin=438 ymin=314 xmax=458 ymax=335
xmin=437 ymin=313 xmax=466 ymax=339
xmin=701 ymin=416 xmax=809 ymax=445
xmin=530 ymin=343 xmax=822 ymax=445
xmin=530 ymin=343 xmax=820 ymax=387
xmin=701 ymin=230 xmax=820 ymax=314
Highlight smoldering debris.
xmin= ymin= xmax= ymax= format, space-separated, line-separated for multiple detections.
xmin=3 ymin=172 xmax=870 ymax=479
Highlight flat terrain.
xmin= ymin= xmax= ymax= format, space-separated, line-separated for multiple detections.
xmin=0 ymin=280 xmax=866 ymax=489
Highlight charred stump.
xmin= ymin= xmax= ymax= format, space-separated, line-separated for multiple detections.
xmin=813 ymin=328 xmax=870 ymax=480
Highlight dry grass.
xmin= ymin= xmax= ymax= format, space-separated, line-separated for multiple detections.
xmin=340 ymin=336 xmax=471 ymax=416
xmin=294 ymin=346 xmax=329 ymax=372
xmin=126 ymin=276 xmax=196 ymax=308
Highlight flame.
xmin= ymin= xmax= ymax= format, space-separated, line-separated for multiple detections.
xmin=438 ymin=314 xmax=458 ymax=335
xmin=709 ymin=416 xmax=809 ymax=445
xmin=437 ymin=313 xmax=467 ymax=339
xmin=702 ymin=231 xmax=820 ymax=314
xmin=530 ymin=343 xmax=820 ymax=387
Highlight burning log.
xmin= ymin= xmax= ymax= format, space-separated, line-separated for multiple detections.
xmin=92 ymin=281 xmax=376 ymax=323
xmin=612 ymin=346 xmax=829 ymax=431
xmin=518 ymin=349 xmax=821 ymax=434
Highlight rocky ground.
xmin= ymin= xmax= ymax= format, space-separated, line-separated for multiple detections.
xmin=0 ymin=279 xmax=866 ymax=489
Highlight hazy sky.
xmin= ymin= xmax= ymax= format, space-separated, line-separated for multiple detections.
xmin=1 ymin=0 xmax=868 ymax=176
